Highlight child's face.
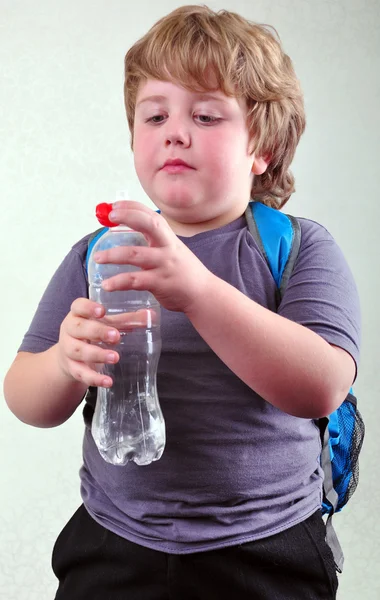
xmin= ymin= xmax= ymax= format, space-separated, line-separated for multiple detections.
xmin=133 ymin=79 xmax=263 ymax=230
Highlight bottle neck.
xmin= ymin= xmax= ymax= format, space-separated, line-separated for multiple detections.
xmin=110 ymin=224 xmax=133 ymax=232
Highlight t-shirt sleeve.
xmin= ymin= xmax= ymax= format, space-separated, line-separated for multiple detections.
xmin=277 ymin=218 xmax=361 ymax=374
xmin=18 ymin=241 xmax=89 ymax=354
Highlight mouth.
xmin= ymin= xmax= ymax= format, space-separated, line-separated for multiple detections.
xmin=160 ymin=159 xmax=194 ymax=173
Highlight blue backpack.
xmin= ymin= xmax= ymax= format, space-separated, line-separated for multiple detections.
xmin=86 ymin=200 xmax=365 ymax=572
xmin=245 ymin=200 xmax=364 ymax=572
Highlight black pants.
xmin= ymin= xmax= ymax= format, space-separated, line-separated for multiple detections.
xmin=52 ymin=505 xmax=338 ymax=599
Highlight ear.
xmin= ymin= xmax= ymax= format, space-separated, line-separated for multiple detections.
xmin=251 ymin=154 xmax=270 ymax=175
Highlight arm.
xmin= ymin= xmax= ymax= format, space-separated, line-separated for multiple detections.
xmin=4 ymin=347 xmax=88 ymax=428
xmin=185 ymin=274 xmax=355 ymax=419
xmin=3 ymin=299 xmax=146 ymax=428
xmin=3 ymin=245 xmax=93 ymax=427
xmin=3 ymin=241 xmax=136 ymax=428
xmin=98 ymin=202 xmax=359 ymax=420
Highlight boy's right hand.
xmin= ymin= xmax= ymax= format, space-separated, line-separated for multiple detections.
xmin=56 ymin=298 xmax=121 ymax=389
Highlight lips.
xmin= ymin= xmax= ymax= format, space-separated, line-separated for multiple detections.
xmin=161 ymin=158 xmax=194 ymax=172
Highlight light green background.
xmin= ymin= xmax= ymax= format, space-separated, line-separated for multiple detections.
xmin=1 ymin=1 xmax=379 ymax=598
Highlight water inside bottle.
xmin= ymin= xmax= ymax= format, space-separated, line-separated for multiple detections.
xmin=91 ymin=327 xmax=165 ymax=466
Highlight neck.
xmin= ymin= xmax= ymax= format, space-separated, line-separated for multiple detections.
xmin=161 ymin=205 xmax=248 ymax=237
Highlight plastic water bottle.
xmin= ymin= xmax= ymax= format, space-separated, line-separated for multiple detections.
xmin=87 ymin=195 xmax=165 ymax=466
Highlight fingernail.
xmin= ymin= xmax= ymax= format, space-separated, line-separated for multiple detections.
xmin=107 ymin=330 xmax=118 ymax=341
xmin=106 ymin=352 xmax=117 ymax=363
xmin=93 ymin=252 xmax=101 ymax=262
xmin=94 ymin=307 xmax=103 ymax=317
xmin=102 ymin=378 xmax=112 ymax=387
xmin=109 ymin=211 xmax=117 ymax=220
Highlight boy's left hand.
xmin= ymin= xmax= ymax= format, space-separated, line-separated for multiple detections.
xmin=94 ymin=201 xmax=213 ymax=314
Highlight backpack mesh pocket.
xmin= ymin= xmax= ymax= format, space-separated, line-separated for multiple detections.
xmin=331 ymin=394 xmax=365 ymax=511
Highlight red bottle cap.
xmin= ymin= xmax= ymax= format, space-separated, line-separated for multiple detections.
xmin=96 ymin=203 xmax=116 ymax=227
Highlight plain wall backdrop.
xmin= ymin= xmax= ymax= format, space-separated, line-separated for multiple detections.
xmin=1 ymin=1 xmax=379 ymax=598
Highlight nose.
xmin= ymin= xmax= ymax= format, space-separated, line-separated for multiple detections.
xmin=164 ymin=119 xmax=191 ymax=148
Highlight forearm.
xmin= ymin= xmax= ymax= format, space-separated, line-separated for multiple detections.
xmin=3 ymin=346 xmax=88 ymax=428
xmin=185 ymin=274 xmax=352 ymax=418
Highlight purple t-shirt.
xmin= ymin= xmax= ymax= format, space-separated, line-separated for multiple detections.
xmin=19 ymin=214 xmax=361 ymax=553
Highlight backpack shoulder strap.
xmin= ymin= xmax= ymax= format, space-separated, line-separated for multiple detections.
xmin=245 ymin=201 xmax=301 ymax=299
xmin=85 ymin=227 xmax=109 ymax=271
xmin=320 ymin=414 xmax=344 ymax=572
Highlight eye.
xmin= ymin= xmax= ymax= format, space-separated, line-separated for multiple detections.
xmin=195 ymin=115 xmax=221 ymax=124
xmin=147 ymin=115 xmax=166 ymax=124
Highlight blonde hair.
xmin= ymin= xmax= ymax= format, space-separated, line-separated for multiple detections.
xmin=124 ymin=5 xmax=306 ymax=209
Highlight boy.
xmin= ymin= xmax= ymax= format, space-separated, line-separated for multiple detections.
xmin=4 ymin=5 xmax=360 ymax=599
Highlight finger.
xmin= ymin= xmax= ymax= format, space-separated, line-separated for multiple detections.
xmin=70 ymin=297 xmax=105 ymax=319
xmin=67 ymin=357 xmax=113 ymax=388
xmin=65 ymin=315 xmax=120 ymax=344
xmin=102 ymin=271 xmax=155 ymax=294
xmin=93 ymin=245 xmax=162 ymax=269
xmin=108 ymin=207 xmax=170 ymax=247
xmin=104 ymin=308 xmax=159 ymax=329
xmin=112 ymin=200 xmax=155 ymax=214
xmin=109 ymin=200 xmax=157 ymax=231
xmin=66 ymin=338 xmax=119 ymax=366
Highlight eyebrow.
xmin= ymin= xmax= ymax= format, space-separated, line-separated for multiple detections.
xmin=136 ymin=93 xmax=229 ymax=107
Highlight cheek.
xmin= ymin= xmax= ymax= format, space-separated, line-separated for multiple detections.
xmin=202 ymin=143 xmax=242 ymax=181
xmin=199 ymin=135 xmax=227 ymax=169
xmin=202 ymin=147 xmax=252 ymax=198
xmin=133 ymin=130 xmax=148 ymax=154
xmin=133 ymin=132 xmax=154 ymax=176
xmin=201 ymin=129 xmax=247 ymax=165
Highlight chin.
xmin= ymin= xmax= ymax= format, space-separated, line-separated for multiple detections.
xmin=155 ymin=188 xmax=199 ymax=211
